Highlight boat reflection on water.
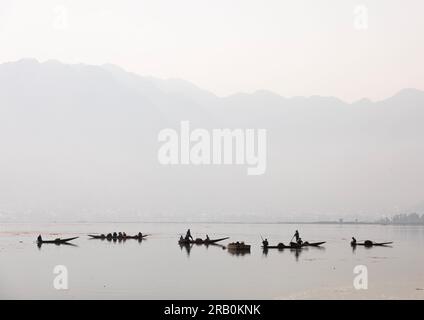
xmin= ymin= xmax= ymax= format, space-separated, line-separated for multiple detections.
xmin=261 ymin=246 xmax=323 ymax=261
xmin=179 ymin=242 xmax=226 ymax=257
xmin=37 ymin=242 xmax=78 ymax=250
xmin=261 ymin=246 xmax=303 ymax=260
xmin=179 ymin=243 xmax=193 ymax=257
xmin=292 ymin=248 xmax=302 ymax=261
xmin=227 ymin=248 xmax=251 ymax=256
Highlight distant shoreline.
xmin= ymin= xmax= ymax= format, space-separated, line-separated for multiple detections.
xmin=1 ymin=220 xmax=424 ymax=226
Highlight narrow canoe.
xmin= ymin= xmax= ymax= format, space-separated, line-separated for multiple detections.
xmin=351 ymin=241 xmax=393 ymax=247
xmin=88 ymin=235 xmax=106 ymax=239
xmin=304 ymin=241 xmax=326 ymax=247
xmin=227 ymin=243 xmax=251 ymax=250
xmin=125 ymin=235 xmax=149 ymax=240
xmin=38 ymin=237 xmax=79 ymax=244
xmin=178 ymin=237 xmax=229 ymax=245
xmin=263 ymin=241 xmax=325 ymax=249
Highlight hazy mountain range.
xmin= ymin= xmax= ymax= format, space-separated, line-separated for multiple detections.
xmin=1 ymin=59 xmax=424 ymax=222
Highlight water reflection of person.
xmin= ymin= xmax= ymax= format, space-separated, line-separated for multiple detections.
xmin=293 ymin=248 xmax=301 ymax=261
xmin=179 ymin=243 xmax=192 ymax=257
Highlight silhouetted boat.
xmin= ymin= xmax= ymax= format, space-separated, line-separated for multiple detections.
xmin=37 ymin=237 xmax=78 ymax=244
xmin=178 ymin=237 xmax=229 ymax=245
xmin=351 ymin=240 xmax=393 ymax=247
xmin=227 ymin=242 xmax=251 ymax=251
xmin=303 ymin=241 xmax=326 ymax=247
xmin=262 ymin=241 xmax=325 ymax=249
xmin=89 ymin=234 xmax=148 ymax=240
xmin=88 ymin=234 xmax=106 ymax=239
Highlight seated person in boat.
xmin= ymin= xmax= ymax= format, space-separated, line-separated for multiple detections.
xmin=37 ymin=235 xmax=42 ymax=242
xmin=205 ymin=235 xmax=210 ymax=241
xmin=185 ymin=229 xmax=193 ymax=240
xmin=351 ymin=237 xmax=357 ymax=245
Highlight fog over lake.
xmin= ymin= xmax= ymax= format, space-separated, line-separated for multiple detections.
xmin=1 ymin=60 xmax=424 ymax=222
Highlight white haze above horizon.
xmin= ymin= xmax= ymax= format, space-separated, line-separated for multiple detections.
xmin=0 ymin=0 xmax=424 ymax=103
xmin=1 ymin=1 xmax=424 ymax=222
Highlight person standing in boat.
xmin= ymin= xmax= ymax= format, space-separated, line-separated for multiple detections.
xmin=294 ymin=230 xmax=300 ymax=242
xmin=351 ymin=237 xmax=357 ymax=245
xmin=262 ymin=238 xmax=269 ymax=248
xmin=185 ymin=229 xmax=193 ymax=240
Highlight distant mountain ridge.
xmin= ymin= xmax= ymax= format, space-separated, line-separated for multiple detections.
xmin=1 ymin=59 xmax=424 ymax=222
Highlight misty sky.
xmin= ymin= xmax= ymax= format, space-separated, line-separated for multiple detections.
xmin=1 ymin=0 xmax=423 ymax=102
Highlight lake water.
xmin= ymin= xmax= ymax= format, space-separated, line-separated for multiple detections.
xmin=1 ymin=222 xmax=423 ymax=299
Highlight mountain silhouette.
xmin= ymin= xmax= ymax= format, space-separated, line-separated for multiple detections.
xmin=1 ymin=59 xmax=423 ymax=222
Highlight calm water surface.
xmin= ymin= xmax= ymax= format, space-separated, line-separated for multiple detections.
xmin=1 ymin=223 xmax=423 ymax=299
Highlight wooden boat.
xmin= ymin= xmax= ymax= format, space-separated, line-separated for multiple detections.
xmin=303 ymin=241 xmax=326 ymax=247
xmin=227 ymin=242 xmax=251 ymax=251
xmin=126 ymin=234 xmax=149 ymax=240
xmin=262 ymin=241 xmax=325 ymax=250
xmin=88 ymin=234 xmax=106 ymax=239
xmin=89 ymin=234 xmax=148 ymax=240
xmin=351 ymin=240 xmax=393 ymax=247
xmin=37 ymin=237 xmax=78 ymax=244
xmin=178 ymin=237 xmax=229 ymax=245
